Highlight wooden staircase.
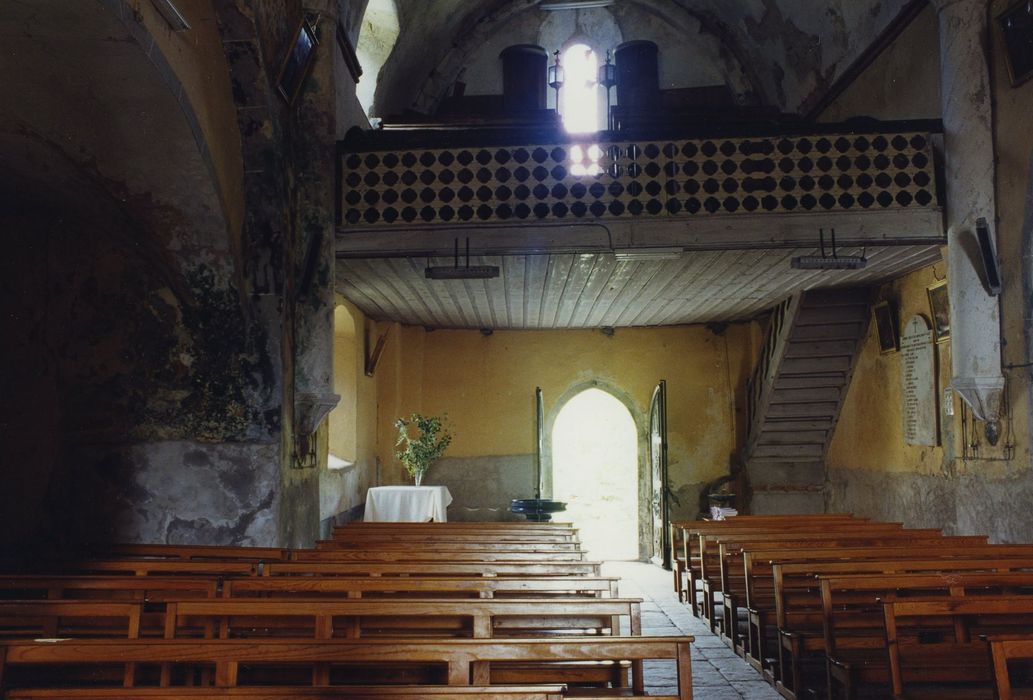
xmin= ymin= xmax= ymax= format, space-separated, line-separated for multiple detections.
xmin=744 ymin=287 xmax=872 ymax=512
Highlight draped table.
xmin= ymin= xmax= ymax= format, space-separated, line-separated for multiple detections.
xmin=362 ymin=485 xmax=453 ymax=522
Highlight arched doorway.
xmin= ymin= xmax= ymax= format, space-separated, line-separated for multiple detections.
xmin=551 ymin=388 xmax=639 ymax=559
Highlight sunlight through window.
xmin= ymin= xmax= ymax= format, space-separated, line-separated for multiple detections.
xmin=552 ymin=388 xmax=638 ymax=560
xmin=569 ymin=144 xmax=603 ymax=177
xmin=560 ymin=44 xmax=599 ymax=134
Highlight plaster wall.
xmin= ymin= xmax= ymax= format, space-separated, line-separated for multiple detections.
xmin=371 ymin=324 xmax=754 ymax=524
xmin=823 ymin=3 xmax=1033 ymax=543
xmin=816 ymin=4 xmax=941 ymax=123
xmin=321 ymin=299 xmax=378 ymax=521
xmin=123 ymin=0 xmax=246 ymax=250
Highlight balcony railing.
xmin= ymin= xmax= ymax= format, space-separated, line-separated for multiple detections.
xmin=339 ymin=131 xmax=939 ymax=228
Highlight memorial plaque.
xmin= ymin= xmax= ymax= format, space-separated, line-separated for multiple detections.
xmin=900 ymin=315 xmax=937 ymax=445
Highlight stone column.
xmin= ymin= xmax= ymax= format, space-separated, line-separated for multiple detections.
xmin=931 ymin=0 xmax=1004 ymax=421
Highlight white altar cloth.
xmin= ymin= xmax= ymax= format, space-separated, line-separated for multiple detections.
xmin=363 ymin=485 xmax=453 ymax=522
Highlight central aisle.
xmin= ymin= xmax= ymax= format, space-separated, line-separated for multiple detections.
xmin=603 ymin=561 xmax=781 ymax=700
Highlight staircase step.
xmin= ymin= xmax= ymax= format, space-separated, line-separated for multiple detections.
xmin=751 ymin=444 xmax=826 ymax=459
xmin=770 ymin=387 xmax=841 ymax=404
xmin=781 ymin=357 xmax=852 ymax=374
xmin=796 ymin=305 xmax=869 ymax=325
xmin=756 ymin=418 xmax=835 ymax=431
xmin=755 ymin=430 xmax=828 ymax=445
xmin=784 ymin=340 xmax=861 ymax=359
xmin=790 ymin=322 xmax=866 ymax=341
xmin=773 ymin=376 xmax=848 ymax=391
xmin=801 ymin=288 xmax=872 ymax=306
xmin=766 ymin=402 xmax=839 ymax=418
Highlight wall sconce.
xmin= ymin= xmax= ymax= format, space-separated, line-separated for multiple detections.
xmin=548 ymin=50 xmax=565 ymax=114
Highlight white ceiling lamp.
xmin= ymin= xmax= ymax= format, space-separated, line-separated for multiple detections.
xmin=541 ymin=0 xmax=615 ymax=11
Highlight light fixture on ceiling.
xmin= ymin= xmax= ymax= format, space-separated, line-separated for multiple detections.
xmin=149 ymin=0 xmax=190 ymax=30
xmin=541 ymin=0 xmax=615 ymax=10
xmin=425 ymin=238 xmax=500 ymax=280
xmin=791 ymin=228 xmax=867 ymax=270
xmin=613 ymin=247 xmax=683 ymax=262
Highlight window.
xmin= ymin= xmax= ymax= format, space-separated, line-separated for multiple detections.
xmin=560 ymin=44 xmax=599 ymax=134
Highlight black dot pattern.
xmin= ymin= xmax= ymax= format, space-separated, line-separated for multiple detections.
xmin=341 ymin=133 xmax=939 ymax=227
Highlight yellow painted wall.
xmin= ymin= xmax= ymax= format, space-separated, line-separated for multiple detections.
xmin=823 ymin=3 xmax=1033 ymax=540
xmin=827 ymin=263 xmax=954 ymax=475
xmin=373 ymin=324 xmax=754 ymax=491
xmin=321 ymin=298 xmax=380 ymax=520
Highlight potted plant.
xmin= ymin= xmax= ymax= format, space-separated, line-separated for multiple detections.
xmin=395 ymin=413 xmax=453 ymax=486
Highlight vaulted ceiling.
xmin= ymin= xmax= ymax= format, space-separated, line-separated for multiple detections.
xmin=377 ymin=0 xmax=915 ymax=115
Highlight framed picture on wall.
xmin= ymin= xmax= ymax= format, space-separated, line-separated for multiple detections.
xmin=873 ymin=301 xmax=899 ymax=354
xmin=998 ymin=0 xmax=1033 ymax=87
xmin=277 ymin=19 xmax=319 ymax=105
xmin=927 ymin=281 xmax=951 ymax=343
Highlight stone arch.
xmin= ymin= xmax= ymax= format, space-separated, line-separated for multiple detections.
xmin=543 ymin=379 xmax=651 ymax=559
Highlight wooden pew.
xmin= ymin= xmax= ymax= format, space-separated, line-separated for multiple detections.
xmin=166 ymin=596 xmax=642 ymax=640
xmin=0 ymin=636 xmax=694 ymax=698
xmin=822 ymin=572 xmax=1033 ymax=698
xmin=713 ymin=530 xmax=964 ymax=643
xmin=334 ymin=523 xmax=578 ymax=540
xmin=694 ymin=525 xmax=917 ymax=632
xmin=724 ymin=535 xmax=987 ymax=661
xmin=289 ymin=549 xmax=587 ymax=563
xmin=28 ymin=560 xmax=259 ymax=577
xmin=883 ymin=597 xmax=1033 ymax=699
xmin=262 ymin=560 xmax=603 ymax=578
xmin=0 ymin=575 xmax=218 ymax=600
xmin=223 ymin=575 xmax=621 ymax=598
xmin=48 ymin=559 xmax=602 ymax=578
xmin=316 ymin=540 xmax=583 ymax=552
xmin=94 ymin=545 xmax=287 ymax=561
xmin=988 ymin=635 xmax=1033 ymax=700
xmin=768 ymin=554 xmax=1033 ymax=699
xmin=7 ymin=687 xmax=573 ymax=700
xmin=670 ymin=515 xmax=864 ymax=604
xmin=688 ymin=520 xmax=893 ymax=622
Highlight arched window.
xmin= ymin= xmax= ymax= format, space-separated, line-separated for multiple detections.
xmin=355 ymin=0 xmax=400 ymax=118
xmin=560 ymin=43 xmax=599 ymax=134
xmin=328 ymin=302 xmax=359 ymax=467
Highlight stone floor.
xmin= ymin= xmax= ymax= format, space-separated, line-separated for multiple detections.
xmin=602 ymin=561 xmax=781 ymax=699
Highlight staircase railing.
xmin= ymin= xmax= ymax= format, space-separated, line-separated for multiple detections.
xmin=744 ymin=293 xmax=799 ymax=449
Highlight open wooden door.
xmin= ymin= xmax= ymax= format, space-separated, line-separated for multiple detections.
xmin=649 ymin=380 xmax=670 ymax=568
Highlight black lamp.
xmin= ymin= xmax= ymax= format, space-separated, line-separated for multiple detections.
xmin=598 ymin=50 xmax=617 ymax=130
xmin=548 ymin=50 xmax=565 ymax=114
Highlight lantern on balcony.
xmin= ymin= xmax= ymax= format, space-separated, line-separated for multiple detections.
xmin=548 ymin=50 xmax=565 ymax=114
xmin=598 ymin=50 xmax=617 ymax=130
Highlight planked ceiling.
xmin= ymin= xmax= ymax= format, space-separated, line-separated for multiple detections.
xmin=335 ymin=244 xmax=941 ymax=329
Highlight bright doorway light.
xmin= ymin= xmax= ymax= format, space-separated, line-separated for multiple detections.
xmin=560 ymin=44 xmax=599 ymax=134
xmin=552 ymin=388 xmax=638 ymax=559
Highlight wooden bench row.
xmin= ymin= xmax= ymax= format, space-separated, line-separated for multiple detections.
xmin=0 ymin=596 xmax=642 ymax=640
xmin=672 ymin=515 xmax=1033 ymax=699
xmin=0 ymin=637 xmax=693 ymax=697
xmin=0 ymin=573 xmax=621 ymax=600
xmin=0 ymin=522 xmax=694 ymax=699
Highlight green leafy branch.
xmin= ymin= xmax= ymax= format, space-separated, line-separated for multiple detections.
xmin=395 ymin=413 xmax=453 ymax=479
